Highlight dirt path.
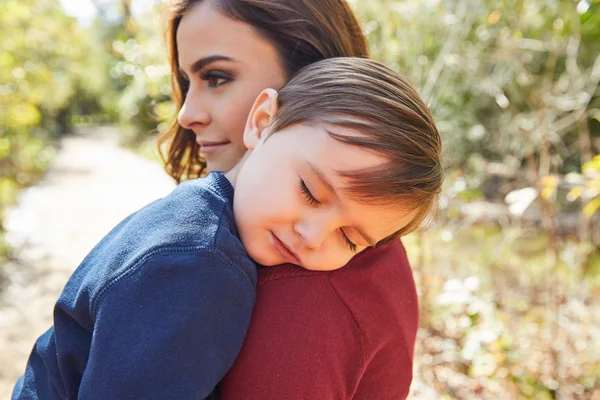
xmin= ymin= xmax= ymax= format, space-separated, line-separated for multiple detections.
xmin=0 ymin=126 xmax=175 ymax=398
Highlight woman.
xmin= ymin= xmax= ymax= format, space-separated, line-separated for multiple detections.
xmin=160 ymin=1 xmax=420 ymax=399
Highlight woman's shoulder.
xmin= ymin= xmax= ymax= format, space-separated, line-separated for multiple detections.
xmin=259 ymin=239 xmax=415 ymax=296
xmin=258 ymin=238 xmax=411 ymax=280
xmin=328 ymin=239 xmax=418 ymax=311
xmin=328 ymin=239 xmax=419 ymax=348
xmin=257 ymin=239 xmax=418 ymax=340
xmin=227 ymin=240 xmax=418 ymax=398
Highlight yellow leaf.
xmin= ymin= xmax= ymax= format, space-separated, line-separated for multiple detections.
xmin=0 ymin=177 xmax=20 ymax=205
xmin=583 ymin=198 xmax=600 ymax=216
xmin=488 ymin=10 xmax=501 ymax=25
xmin=583 ymin=157 xmax=600 ymax=173
xmin=540 ymin=175 xmax=559 ymax=188
xmin=567 ymin=187 xmax=582 ymax=202
xmin=7 ymin=103 xmax=40 ymax=126
xmin=541 ymin=186 xmax=555 ymax=200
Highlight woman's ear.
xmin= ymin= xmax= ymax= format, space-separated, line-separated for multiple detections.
xmin=243 ymin=88 xmax=279 ymax=150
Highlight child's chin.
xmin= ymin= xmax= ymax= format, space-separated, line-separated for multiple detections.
xmin=246 ymin=249 xmax=275 ymax=266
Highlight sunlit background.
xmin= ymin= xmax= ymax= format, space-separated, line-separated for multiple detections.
xmin=1 ymin=0 xmax=599 ymax=398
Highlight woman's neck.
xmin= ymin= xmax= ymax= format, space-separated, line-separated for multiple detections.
xmin=224 ymin=150 xmax=251 ymax=188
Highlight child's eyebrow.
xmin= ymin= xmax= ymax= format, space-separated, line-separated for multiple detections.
xmin=306 ymin=160 xmax=338 ymax=200
xmin=306 ymin=161 xmax=376 ymax=247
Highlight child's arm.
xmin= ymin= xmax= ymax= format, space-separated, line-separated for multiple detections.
xmin=13 ymin=248 xmax=255 ymax=399
xmin=78 ymin=249 xmax=255 ymax=398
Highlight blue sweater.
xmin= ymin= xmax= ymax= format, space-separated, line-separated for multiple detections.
xmin=12 ymin=173 xmax=257 ymax=400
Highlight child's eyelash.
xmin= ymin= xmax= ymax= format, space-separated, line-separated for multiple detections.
xmin=299 ymin=179 xmax=320 ymax=205
xmin=341 ymin=230 xmax=357 ymax=253
xmin=299 ymin=179 xmax=356 ymax=253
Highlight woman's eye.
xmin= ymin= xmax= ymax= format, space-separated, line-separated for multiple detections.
xmin=299 ymin=179 xmax=320 ymax=205
xmin=177 ymin=72 xmax=190 ymax=88
xmin=201 ymin=71 xmax=232 ymax=88
xmin=341 ymin=230 xmax=357 ymax=253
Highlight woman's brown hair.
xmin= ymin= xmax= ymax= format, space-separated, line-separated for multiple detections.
xmin=270 ymin=57 xmax=443 ymax=238
xmin=158 ymin=0 xmax=369 ymax=183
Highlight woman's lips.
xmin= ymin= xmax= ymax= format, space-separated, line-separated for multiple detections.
xmin=271 ymin=232 xmax=301 ymax=265
xmin=196 ymin=138 xmax=230 ymax=155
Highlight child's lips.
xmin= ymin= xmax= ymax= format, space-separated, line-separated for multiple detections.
xmin=271 ymin=232 xmax=301 ymax=265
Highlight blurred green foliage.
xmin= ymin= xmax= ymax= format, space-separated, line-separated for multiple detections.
xmin=350 ymin=2 xmax=600 ymax=397
xmin=92 ymin=2 xmax=173 ymax=145
xmin=1 ymin=0 xmax=98 ymax=258
xmin=355 ymin=0 xmax=600 ymax=171
xmin=0 ymin=0 xmax=168 ymax=252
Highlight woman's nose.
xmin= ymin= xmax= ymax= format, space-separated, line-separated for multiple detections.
xmin=177 ymin=90 xmax=211 ymax=130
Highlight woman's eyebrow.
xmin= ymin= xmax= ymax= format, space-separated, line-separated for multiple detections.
xmin=306 ymin=161 xmax=376 ymax=247
xmin=189 ymin=55 xmax=237 ymax=74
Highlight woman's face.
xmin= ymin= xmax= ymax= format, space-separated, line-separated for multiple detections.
xmin=176 ymin=1 xmax=287 ymax=172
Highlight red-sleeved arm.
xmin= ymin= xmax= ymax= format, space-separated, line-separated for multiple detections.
xmin=218 ymin=268 xmax=364 ymax=400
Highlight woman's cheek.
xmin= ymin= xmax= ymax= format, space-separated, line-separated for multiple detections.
xmin=229 ymin=85 xmax=260 ymax=125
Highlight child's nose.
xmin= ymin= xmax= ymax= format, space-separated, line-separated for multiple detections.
xmin=294 ymin=219 xmax=330 ymax=251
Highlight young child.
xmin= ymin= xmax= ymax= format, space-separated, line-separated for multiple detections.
xmin=13 ymin=57 xmax=442 ymax=399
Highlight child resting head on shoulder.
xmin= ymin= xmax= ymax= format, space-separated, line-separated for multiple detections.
xmin=13 ymin=57 xmax=442 ymax=400
xmin=230 ymin=57 xmax=442 ymax=270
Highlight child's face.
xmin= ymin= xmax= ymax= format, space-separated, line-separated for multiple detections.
xmin=232 ymin=108 xmax=414 ymax=271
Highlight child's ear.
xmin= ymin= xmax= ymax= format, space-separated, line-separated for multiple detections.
xmin=243 ymin=88 xmax=279 ymax=150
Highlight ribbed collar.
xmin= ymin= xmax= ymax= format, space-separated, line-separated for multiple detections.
xmin=205 ymin=172 xmax=234 ymax=205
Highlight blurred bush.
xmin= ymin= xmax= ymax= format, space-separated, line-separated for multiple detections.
xmin=356 ymin=0 xmax=599 ymax=173
xmin=0 ymin=0 xmax=168 ymax=256
xmin=87 ymin=1 xmax=172 ymax=149
xmin=351 ymin=0 xmax=600 ymax=397
xmin=0 ymin=0 xmax=109 ymax=259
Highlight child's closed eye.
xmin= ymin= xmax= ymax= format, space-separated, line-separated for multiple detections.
xmin=340 ymin=229 xmax=357 ymax=253
xmin=299 ymin=179 xmax=320 ymax=205
xmin=299 ymin=179 xmax=357 ymax=253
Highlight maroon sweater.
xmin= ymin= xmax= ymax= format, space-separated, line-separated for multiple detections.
xmin=219 ymin=239 xmax=419 ymax=400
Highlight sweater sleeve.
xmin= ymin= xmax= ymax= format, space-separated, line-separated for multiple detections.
xmin=218 ymin=272 xmax=364 ymax=400
xmin=78 ymin=249 xmax=255 ymax=399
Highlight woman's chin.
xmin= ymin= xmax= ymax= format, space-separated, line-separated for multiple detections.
xmin=204 ymin=150 xmax=244 ymax=173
